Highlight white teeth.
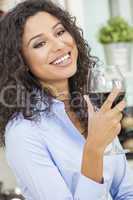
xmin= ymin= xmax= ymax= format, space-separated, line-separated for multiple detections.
xmin=52 ymin=54 xmax=70 ymax=65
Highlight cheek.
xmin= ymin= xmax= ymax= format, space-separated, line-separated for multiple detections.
xmin=24 ymin=52 xmax=53 ymax=78
xmin=69 ymin=36 xmax=76 ymax=48
xmin=68 ymin=36 xmax=78 ymax=56
xmin=74 ymin=45 xmax=78 ymax=56
xmin=24 ymin=49 xmax=49 ymax=72
xmin=63 ymin=32 xmax=75 ymax=46
xmin=31 ymin=50 xmax=48 ymax=65
xmin=72 ymin=42 xmax=78 ymax=61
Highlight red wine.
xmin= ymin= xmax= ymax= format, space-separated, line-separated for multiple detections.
xmin=89 ymin=91 xmax=125 ymax=109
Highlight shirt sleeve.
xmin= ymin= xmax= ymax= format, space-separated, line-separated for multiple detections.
xmin=110 ymin=149 xmax=133 ymax=199
xmin=5 ymin=120 xmax=107 ymax=200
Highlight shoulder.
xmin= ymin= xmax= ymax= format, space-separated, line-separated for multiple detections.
xmin=4 ymin=111 xmax=57 ymax=148
xmin=4 ymin=114 xmax=54 ymax=177
xmin=5 ymin=113 xmax=42 ymax=149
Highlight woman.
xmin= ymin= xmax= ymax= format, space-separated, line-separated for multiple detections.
xmin=0 ymin=0 xmax=133 ymax=199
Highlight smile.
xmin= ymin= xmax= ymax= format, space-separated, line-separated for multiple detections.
xmin=50 ymin=52 xmax=72 ymax=67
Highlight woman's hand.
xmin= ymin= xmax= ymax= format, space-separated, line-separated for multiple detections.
xmin=84 ymin=88 xmax=126 ymax=154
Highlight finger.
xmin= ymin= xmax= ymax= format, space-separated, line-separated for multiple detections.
xmin=84 ymin=95 xmax=94 ymax=118
xmin=115 ymin=123 xmax=121 ymax=136
xmin=112 ymin=99 xmax=126 ymax=114
xmin=111 ymin=113 xmax=123 ymax=127
xmin=107 ymin=100 xmax=126 ymax=119
xmin=110 ymin=123 xmax=121 ymax=138
xmin=100 ymin=87 xmax=121 ymax=112
xmin=118 ymin=112 xmax=123 ymax=121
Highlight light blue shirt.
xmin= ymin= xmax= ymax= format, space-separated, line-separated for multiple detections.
xmin=5 ymin=99 xmax=133 ymax=200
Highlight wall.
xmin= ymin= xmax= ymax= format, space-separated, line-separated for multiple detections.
xmin=83 ymin=0 xmax=133 ymax=71
xmin=83 ymin=0 xmax=109 ymax=61
xmin=0 ymin=0 xmax=23 ymax=11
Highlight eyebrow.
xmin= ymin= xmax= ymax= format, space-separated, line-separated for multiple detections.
xmin=27 ymin=21 xmax=62 ymax=46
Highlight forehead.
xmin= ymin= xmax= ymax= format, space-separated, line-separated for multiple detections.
xmin=23 ymin=11 xmax=60 ymax=38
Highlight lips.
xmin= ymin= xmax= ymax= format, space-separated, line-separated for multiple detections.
xmin=49 ymin=51 xmax=71 ymax=65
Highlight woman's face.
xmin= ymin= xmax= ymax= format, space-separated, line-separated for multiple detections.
xmin=22 ymin=11 xmax=78 ymax=85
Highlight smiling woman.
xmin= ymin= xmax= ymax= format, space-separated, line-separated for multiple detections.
xmin=0 ymin=0 xmax=133 ymax=200
xmin=22 ymin=12 xmax=78 ymax=84
xmin=0 ymin=0 xmax=92 ymax=140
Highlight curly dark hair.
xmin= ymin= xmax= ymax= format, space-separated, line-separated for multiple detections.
xmin=0 ymin=10 xmax=4 ymax=17
xmin=0 ymin=0 xmax=97 ymax=146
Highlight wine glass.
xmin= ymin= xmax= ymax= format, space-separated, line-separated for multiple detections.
xmin=87 ymin=64 xmax=129 ymax=155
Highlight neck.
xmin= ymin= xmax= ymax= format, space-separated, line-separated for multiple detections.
xmin=41 ymin=79 xmax=70 ymax=101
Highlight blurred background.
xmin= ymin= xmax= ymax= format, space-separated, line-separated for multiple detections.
xmin=1 ymin=0 xmax=133 ymax=199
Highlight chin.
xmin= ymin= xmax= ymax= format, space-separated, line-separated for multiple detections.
xmin=65 ymin=67 xmax=77 ymax=80
xmin=70 ymin=67 xmax=77 ymax=77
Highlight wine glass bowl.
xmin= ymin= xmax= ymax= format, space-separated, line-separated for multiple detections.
xmin=88 ymin=65 xmax=125 ymax=109
xmin=87 ymin=64 xmax=129 ymax=155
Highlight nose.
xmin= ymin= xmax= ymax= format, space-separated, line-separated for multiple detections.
xmin=51 ymin=37 xmax=65 ymax=52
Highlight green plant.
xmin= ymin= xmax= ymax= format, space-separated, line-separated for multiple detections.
xmin=98 ymin=16 xmax=133 ymax=44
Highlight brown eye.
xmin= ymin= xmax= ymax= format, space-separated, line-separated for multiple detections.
xmin=57 ymin=29 xmax=66 ymax=37
xmin=33 ymin=41 xmax=46 ymax=49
